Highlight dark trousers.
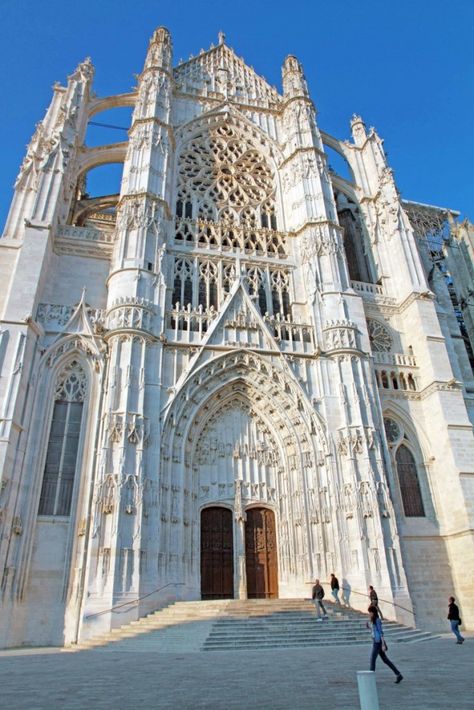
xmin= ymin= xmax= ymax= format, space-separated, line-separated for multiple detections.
xmin=314 ymin=599 xmax=327 ymax=616
xmin=370 ymin=641 xmax=400 ymax=675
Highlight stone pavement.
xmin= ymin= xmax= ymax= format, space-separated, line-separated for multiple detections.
xmin=0 ymin=634 xmax=472 ymax=709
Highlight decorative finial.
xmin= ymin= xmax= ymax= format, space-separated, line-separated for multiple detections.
xmin=218 ymin=31 xmax=226 ymax=45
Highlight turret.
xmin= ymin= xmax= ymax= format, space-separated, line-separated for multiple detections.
xmin=2 ymin=58 xmax=94 ymax=239
xmin=282 ymin=55 xmax=309 ymax=99
xmin=350 ymin=114 xmax=367 ymax=147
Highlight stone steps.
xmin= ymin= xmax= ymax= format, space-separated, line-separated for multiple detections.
xmin=74 ymin=599 xmax=439 ymax=652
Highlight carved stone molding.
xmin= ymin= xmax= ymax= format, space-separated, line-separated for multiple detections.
xmin=107 ymin=297 xmax=155 ymax=333
xmin=323 ymin=320 xmax=358 ymax=352
xmin=105 ymin=411 xmax=150 ymax=447
xmin=37 ymin=303 xmax=106 ymax=332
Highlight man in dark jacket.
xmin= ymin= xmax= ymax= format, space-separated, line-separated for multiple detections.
xmin=312 ymin=579 xmax=327 ymax=621
xmin=330 ymin=573 xmax=341 ymax=605
xmin=448 ymin=596 xmax=464 ymax=644
xmin=369 ymin=585 xmax=384 ymax=620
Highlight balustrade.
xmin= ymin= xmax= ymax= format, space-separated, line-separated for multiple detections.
xmin=174 ymin=217 xmax=288 ymax=259
xmin=373 ymin=351 xmax=417 ymax=367
xmin=165 ymin=304 xmax=315 ymax=353
xmin=351 ymin=279 xmax=384 ymax=295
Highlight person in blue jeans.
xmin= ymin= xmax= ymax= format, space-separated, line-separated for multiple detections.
xmin=448 ymin=596 xmax=465 ymax=644
xmin=330 ymin=573 xmax=340 ymax=604
xmin=368 ymin=605 xmax=403 ymax=684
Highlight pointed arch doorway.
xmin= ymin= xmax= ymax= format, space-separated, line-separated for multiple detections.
xmin=245 ymin=507 xmax=278 ymax=599
xmin=201 ymin=507 xmax=234 ymax=599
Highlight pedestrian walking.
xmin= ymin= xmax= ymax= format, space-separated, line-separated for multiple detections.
xmin=312 ymin=579 xmax=328 ymax=621
xmin=330 ymin=573 xmax=340 ymax=604
xmin=367 ymin=605 xmax=403 ymax=683
xmin=368 ymin=585 xmax=384 ymax=620
xmin=448 ymin=596 xmax=464 ymax=644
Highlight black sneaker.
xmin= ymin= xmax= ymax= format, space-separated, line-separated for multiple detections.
xmin=395 ymin=675 xmax=403 ymax=684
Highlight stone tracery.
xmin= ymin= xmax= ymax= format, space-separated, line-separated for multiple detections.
xmin=176 ymin=123 xmax=275 ymax=221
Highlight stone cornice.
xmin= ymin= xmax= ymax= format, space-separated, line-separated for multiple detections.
xmin=176 ymin=91 xmax=281 ymax=116
xmin=291 ymin=219 xmax=343 ymax=237
xmin=279 ymin=145 xmax=326 ymax=170
xmin=162 ymin=341 xmax=320 ymax=360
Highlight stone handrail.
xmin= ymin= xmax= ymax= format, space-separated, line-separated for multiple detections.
xmin=373 ymin=351 xmax=417 ymax=367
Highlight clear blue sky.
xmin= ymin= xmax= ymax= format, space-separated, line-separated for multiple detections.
xmin=1 ymin=0 xmax=472 ymax=231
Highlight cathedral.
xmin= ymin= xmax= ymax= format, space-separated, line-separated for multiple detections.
xmin=0 ymin=27 xmax=473 ymax=648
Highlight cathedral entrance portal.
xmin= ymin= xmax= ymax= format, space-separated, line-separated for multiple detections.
xmin=201 ymin=507 xmax=234 ymax=599
xmin=245 ymin=507 xmax=278 ymax=599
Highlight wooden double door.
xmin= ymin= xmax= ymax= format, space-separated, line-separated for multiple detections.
xmin=200 ymin=506 xmax=278 ymax=599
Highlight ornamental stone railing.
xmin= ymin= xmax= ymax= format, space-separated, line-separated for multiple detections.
xmin=107 ymin=297 xmax=155 ymax=333
xmin=57 ymin=224 xmax=114 ymax=243
xmin=174 ymin=217 xmax=288 ymax=259
xmin=350 ymin=279 xmax=384 ymax=296
xmin=373 ymin=351 xmax=417 ymax=367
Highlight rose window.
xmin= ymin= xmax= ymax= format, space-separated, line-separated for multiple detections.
xmin=367 ymin=318 xmax=393 ymax=352
xmin=383 ymin=418 xmax=402 ymax=444
xmin=176 ymin=124 xmax=275 ymax=216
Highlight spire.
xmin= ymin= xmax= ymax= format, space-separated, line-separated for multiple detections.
xmin=218 ymin=30 xmax=226 ymax=45
xmin=350 ymin=114 xmax=367 ymax=147
xmin=68 ymin=56 xmax=94 ymax=83
xmin=282 ymin=55 xmax=309 ymax=98
xmin=145 ymin=26 xmax=172 ymax=70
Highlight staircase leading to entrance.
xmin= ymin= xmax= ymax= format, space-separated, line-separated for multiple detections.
xmin=74 ymin=599 xmax=437 ymax=653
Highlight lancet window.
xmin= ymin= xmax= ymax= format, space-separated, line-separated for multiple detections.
xmin=383 ymin=417 xmax=426 ymax=518
xmin=246 ymin=266 xmax=291 ymax=317
xmin=395 ymin=445 xmax=425 ymax=517
xmin=171 ymin=257 xmax=291 ymax=318
xmin=38 ymin=361 xmax=87 ymax=517
xmin=335 ymin=190 xmax=372 ymax=283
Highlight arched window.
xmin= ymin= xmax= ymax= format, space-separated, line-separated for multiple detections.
xmin=173 ymin=258 xmax=193 ymax=307
xmin=198 ymin=260 xmax=218 ymax=310
xmin=38 ymin=361 xmax=86 ymax=516
xmin=395 ymin=444 xmax=425 ymax=517
xmin=270 ymin=270 xmax=290 ymax=317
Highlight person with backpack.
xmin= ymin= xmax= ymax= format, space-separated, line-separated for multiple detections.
xmin=312 ymin=579 xmax=327 ymax=621
xmin=367 ymin=605 xmax=403 ymax=683
xmin=448 ymin=596 xmax=464 ymax=644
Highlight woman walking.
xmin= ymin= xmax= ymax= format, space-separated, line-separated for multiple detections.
xmin=367 ymin=605 xmax=403 ymax=683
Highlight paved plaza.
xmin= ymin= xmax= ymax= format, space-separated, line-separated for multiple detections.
xmin=0 ymin=633 xmax=472 ymax=709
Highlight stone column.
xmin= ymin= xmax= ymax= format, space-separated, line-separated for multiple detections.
xmin=81 ymin=28 xmax=173 ymax=634
xmin=234 ymin=480 xmax=247 ymax=599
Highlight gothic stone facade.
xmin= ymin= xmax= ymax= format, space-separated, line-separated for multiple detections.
xmin=0 ymin=28 xmax=473 ymax=648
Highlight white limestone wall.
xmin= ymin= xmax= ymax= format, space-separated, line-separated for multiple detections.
xmin=40 ymin=253 xmax=109 ymax=307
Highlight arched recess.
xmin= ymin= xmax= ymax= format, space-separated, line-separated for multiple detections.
xmin=321 ymin=133 xmax=355 ymax=183
xmin=382 ymin=407 xmax=434 ymax=520
xmin=85 ymin=106 xmax=133 ymax=148
xmin=70 ymin=149 xmax=126 ymax=226
xmin=71 ymin=162 xmax=124 ymax=226
xmin=88 ymin=92 xmax=137 ymax=119
xmin=11 ymin=333 xmax=103 ymax=632
xmin=159 ymin=349 xmax=329 ymax=592
xmin=332 ymin=180 xmax=376 ymax=284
